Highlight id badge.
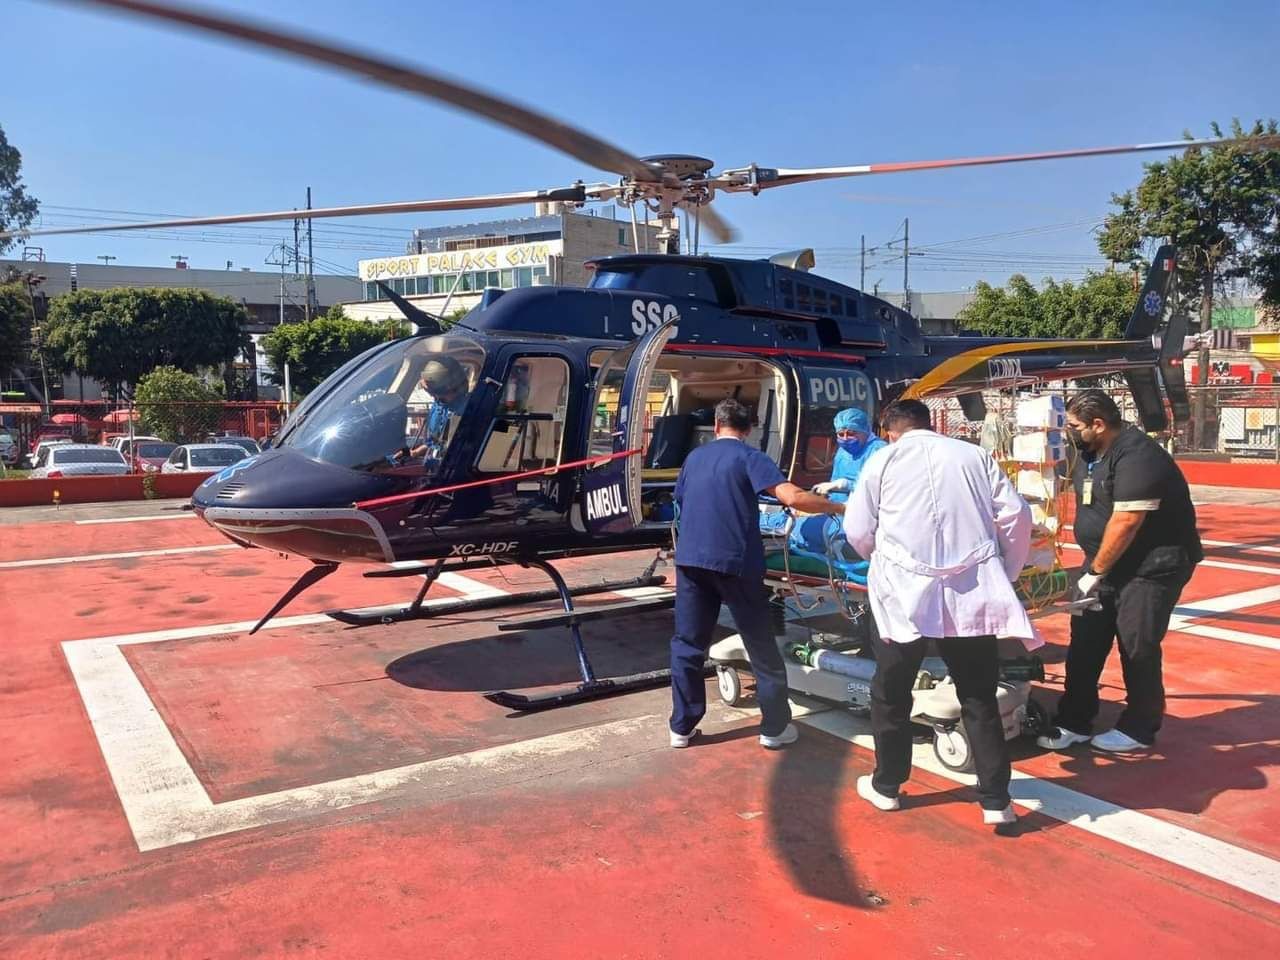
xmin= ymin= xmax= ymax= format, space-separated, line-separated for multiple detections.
xmin=1081 ymin=480 xmax=1093 ymax=505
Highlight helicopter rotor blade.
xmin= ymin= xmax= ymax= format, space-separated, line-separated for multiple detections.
xmin=695 ymin=203 xmax=737 ymax=245
xmin=61 ymin=0 xmax=657 ymax=182
xmin=720 ymin=136 xmax=1280 ymax=192
xmin=0 ymin=186 xmax=596 ymax=240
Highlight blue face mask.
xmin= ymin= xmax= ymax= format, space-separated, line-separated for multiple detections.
xmin=837 ymin=437 xmax=867 ymax=457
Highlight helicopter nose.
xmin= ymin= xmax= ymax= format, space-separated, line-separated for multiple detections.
xmin=191 ymin=448 xmax=404 ymax=563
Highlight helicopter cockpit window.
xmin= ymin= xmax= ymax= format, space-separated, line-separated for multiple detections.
xmin=475 ymin=357 xmax=569 ymax=473
xmin=281 ymin=335 xmax=485 ymax=476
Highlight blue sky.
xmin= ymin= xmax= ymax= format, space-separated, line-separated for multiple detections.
xmin=5 ymin=0 xmax=1278 ymax=293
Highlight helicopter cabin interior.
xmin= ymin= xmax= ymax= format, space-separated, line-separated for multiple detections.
xmin=589 ymin=348 xmax=790 ymax=526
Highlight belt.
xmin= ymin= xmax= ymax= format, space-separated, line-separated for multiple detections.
xmin=875 ymin=536 xmax=998 ymax=577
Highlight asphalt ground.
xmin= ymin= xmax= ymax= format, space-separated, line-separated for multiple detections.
xmin=1 ymin=488 xmax=1277 ymax=958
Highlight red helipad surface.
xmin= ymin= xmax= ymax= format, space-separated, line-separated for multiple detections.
xmin=1 ymin=496 xmax=1278 ymax=958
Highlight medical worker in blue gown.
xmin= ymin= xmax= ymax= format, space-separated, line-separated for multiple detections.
xmin=794 ymin=407 xmax=887 ymax=553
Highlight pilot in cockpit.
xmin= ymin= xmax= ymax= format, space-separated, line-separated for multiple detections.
xmin=392 ymin=355 xmax=471 ymax=467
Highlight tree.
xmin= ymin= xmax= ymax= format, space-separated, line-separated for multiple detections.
xmin=42 ymin=288 xmax=252 ymax=397
xmin=1096 ymin=119 xmax=1280 ymax=439
xmin=0 ymin=281 xmax=33 ymax=375
xmin=134 ymin=366 xmax=224 ymax=442
xmin=0 ymin=125 xmax=39 ymax=255
xmin=261 ymin=306 xmax=403 ymax=394
xmin=957 ymin=271 xmax=1138 ymax=340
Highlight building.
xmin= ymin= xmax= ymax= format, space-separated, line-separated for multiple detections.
xmin=343 ymin=208 xmax=662 ymax=322
xmin=1 ymin=257 xmax=361 ymax=400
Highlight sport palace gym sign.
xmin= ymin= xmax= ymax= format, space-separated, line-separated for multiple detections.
xmin=358 ymin=240 xmax=562 ymax=281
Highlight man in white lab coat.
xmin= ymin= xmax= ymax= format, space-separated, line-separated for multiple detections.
xmin=844 ymin=399 xmax=1034 ymax=826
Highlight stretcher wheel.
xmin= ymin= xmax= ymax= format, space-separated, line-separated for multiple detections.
xmin=932 ymin=725 xmax=975 ymax=774
xmin=1023 ymin=698 xmax=1050 ymax=736
xmin=716 ymin=665 xmax=748 ymax=707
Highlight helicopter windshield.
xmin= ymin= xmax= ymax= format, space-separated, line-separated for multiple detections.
xmin=282 ymin=335 xmax=485 ymax=476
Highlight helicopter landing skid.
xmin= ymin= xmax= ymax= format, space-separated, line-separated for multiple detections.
xmin=482 ymin=559 xmax=693 ymax=712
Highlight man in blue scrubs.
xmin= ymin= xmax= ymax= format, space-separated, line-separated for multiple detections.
xmin=670 ymin=399 xmax=847 ymax=749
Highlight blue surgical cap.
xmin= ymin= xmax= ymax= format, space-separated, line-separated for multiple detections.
xmin=833 ymin=408 xmax=872 ymax=434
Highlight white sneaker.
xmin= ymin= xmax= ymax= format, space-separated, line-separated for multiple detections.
xmin=982 ymin=804 xmax=1017 ymax=826
xmin=670 ymin=728 xmax=700 ymax=748
xmin=856 ymin=775 xmax=901 ymax=812
xmin=1036 ymin=727 xmax=1092 ymax=751
xmin=759 ymin=723 xmax=799 ymax=749
xmin=1091 ymin=728 xmax=1152 ymax=752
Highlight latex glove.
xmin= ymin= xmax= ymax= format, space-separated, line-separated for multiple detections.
xmin=1071 ymin=570 xmax=1104 ymax=616
xmin=813 ymin=480 xmax=847 ymax=496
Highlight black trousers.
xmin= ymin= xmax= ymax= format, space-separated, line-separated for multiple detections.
xmin=669 ymin=565 xmax=791 ymax=738
xmin=870 ymin=634 xmax=1011 ymax=811
xmin=1053 ymin=568 xmax=1190 ymax=745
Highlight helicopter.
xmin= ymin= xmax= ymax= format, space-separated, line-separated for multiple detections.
xmin=8 ymin=0 xmax=1258 ymax=709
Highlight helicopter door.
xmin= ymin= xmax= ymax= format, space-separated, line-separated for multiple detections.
xmin=582 ymin=319 xmax=679 ymax=536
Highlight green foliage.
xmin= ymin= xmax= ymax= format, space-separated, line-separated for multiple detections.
xmin=0 ymin=125 xmax=39 ymax=255
xmin=261 ymin=306 xmax=403 ymax=395
xmin=42 ymin=287 xmax=252 ymax=394
xmin=0 ymin=281 xmax=33 ymax=372
xmin=134 ymin=366 xmax=224 ymax=443
xmin=1097 ymin=119 xmax=1280 ymax=309
xmin=957 ymin=271 xmax=1138 ymax=340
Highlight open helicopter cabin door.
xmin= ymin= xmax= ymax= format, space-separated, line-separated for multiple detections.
xmin=582 ymin=319 xmax=679 ymax=536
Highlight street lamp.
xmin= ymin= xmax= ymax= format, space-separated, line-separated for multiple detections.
xmin=97 ymin=255 xmax=117 ymax=267
xmin=171 ymin=254 xmax=189 ymax=269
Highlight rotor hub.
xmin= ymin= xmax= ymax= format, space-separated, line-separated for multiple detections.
xmin=638 ymin=155 xmax=716 ymax=182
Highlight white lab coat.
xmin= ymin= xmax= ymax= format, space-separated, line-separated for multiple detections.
xmin=843 ymin=430 xmax=1039 ymax=649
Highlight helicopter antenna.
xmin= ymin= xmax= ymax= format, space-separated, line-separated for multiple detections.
xmin=437 ymin=269 xmax=468 ymax=319
xmin=375 ymin=280 xmax=443 ymax=334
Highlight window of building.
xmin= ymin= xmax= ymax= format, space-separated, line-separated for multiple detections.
xmin=516 ymin=267 xmax=533 ymax=287
xmin=500 ymin=268 xmax=515 ymax=288
xmin=618 ymin=227 xmax=627 ymax=246
xmin=532 ymin=266 xmax=547 ymax=284
xmin=475 ymin=356 xmax=569 ymax=473
xmin=486 ymin=270 xmax=500 ymax=288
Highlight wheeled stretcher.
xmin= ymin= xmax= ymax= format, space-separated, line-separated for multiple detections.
xmin=707 ymin=506 xmax=1084 ymax=772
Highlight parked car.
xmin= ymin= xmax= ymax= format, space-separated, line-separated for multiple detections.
xmin=202 ymin=434 xmax=260 ymax=457
xmin=30 ymin=444 xmax=129 ymax=479
xmin=29 ymin=427 xmax=74 ymax=454
xmin=26 ymin=437 xmax=74 ymax=469
xmin=116 ymin=435 xmax=162 ymax=455
xmin=0 ymin=431 xmax=20 ymax=466
xmin=129 ymin=441 xmax=178 ymax=473
xmin=162 ymin=443 xmax=247 ymax=474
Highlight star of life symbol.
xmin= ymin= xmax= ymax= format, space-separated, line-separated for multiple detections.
xmin=1143 ymin=291 xmax=1163 ymax=317
xmin=201 ymin=454 xmax=260 ymax=488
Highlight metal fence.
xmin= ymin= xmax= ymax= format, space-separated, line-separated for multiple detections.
xmin=2 ymin=401 xmax=291 ymax=451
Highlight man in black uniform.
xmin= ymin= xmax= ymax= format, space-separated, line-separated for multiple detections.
xmin=1038 ymin=390 xmax=1202 ymax=752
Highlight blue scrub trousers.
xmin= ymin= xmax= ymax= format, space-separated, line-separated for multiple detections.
xmin=669 ymin=565 xmax=792 ymax=737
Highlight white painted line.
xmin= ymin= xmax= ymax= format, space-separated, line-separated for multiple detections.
xmin=75 ymin=514 xmax=196 ymax=525
xmin=1200 ymin=537 xmax=1280 ymax=556
xmin=614 ymin=586 xmax=675 ymax=599
xmin=1060 ymin=541 xmax=1280 ymax=577
xmin=437 ymin=571 xmax=509 ymax=599
xmin=0 ymin=544 xmax=238 ymax=569
xmin=799 ymin=709 xmax=1280 ymax=906
xmin=62 ymin=573 xmax=516 ymax=850
xmin=1171 ymin=584 xmax=1280 ymax=620
xmin=1170 ymin=623 xmax=1280 ymax=651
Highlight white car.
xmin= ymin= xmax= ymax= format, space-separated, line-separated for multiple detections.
xmin=26 ymin=437 xmax=74 ymax=469
xmin=29 ymin=444 xmax=129 ymax=478
xmin=161 ymin=443 xmax=248 ymax=474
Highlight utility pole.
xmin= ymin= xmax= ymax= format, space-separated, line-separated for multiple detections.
xmin=306 ymin=186 xmax=316 ymax=321
xmin=860 ymin=234 xmax=866 ymax=290
xmin=97 ymin=255 xmax=116 ymax=267
xmin=903 ymin=217 xmax=909 ymax=311
xmin=265 ymin=243 xmax=292 ymax=405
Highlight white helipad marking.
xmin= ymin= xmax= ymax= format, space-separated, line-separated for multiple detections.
xmin=800 ymin=709 xmax=1280 ymax=906
xmin=0 ymin=544 xmax=237 ymax=569
xmin=63 ymin=573 xmax=512 ymax=851
xmin=1200 ymin=537 xmax=1280 ymax=556
xmin=75 ymin=514 xmax=196 ymax=525
xmin=1165 ymin=585 xmax=1280 ymax=651
xmin=1060 ymin=541 xmax=1280 ymax=577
